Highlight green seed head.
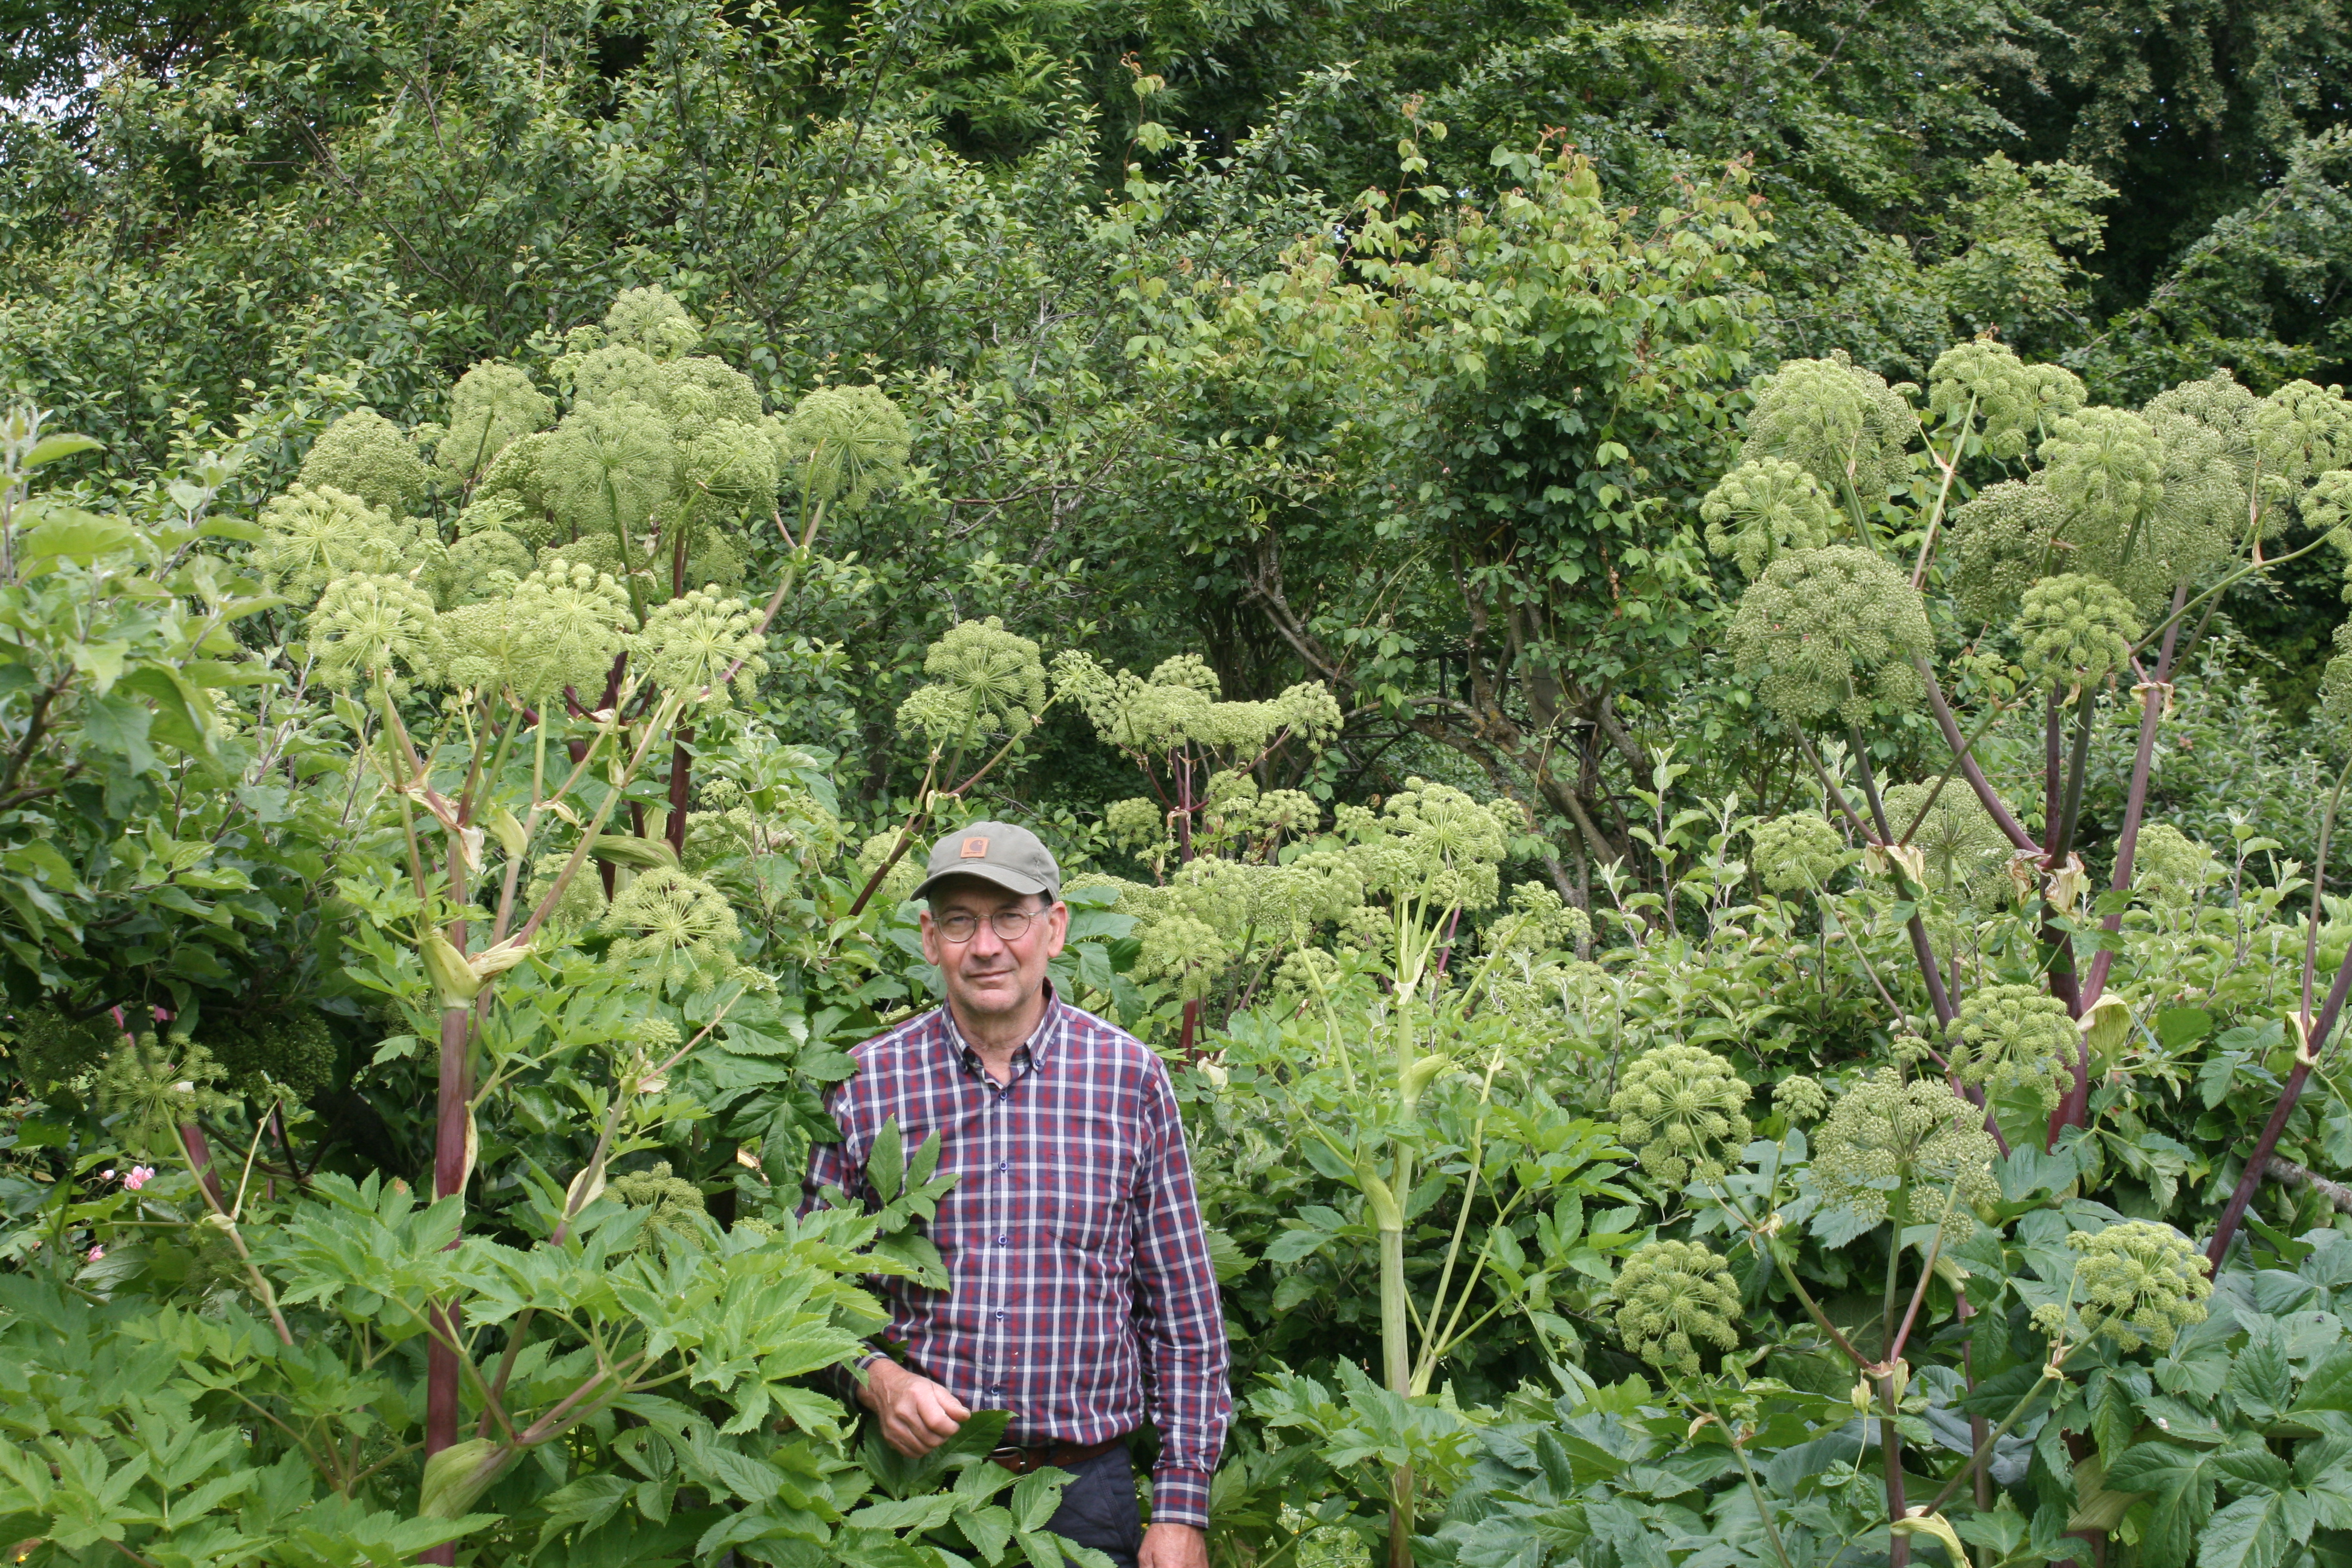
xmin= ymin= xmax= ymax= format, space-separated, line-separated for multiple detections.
xmin=1608 ymin=1044 xmax=1752 ymax=1187
xmin=1611 ymin=1240 xmax=1742 ymax=1376
xmin=1774 ymin=1074 xmax=1829 ymax=1125
xmin=2011 ymin=573 xmax=2141 ymax=699
xmin=300 ymin=407 xmax=430 ymax=515
xmin=1700 ymin=457 xmax=1837 ymax=579
xmin=2132 ymin=823 xmax=2216 ymax=906
xmin=1948 ymin=983 xmax=2076 ymax=1114
xmin=1812 ymin=1069 xmax=2000 ymax=1230
xmin=1726 ymin=546 xmax=1933 ymax=725
xmin=2067 ymin=1221 xmax=2211 ymax=1353
xmin=1750 ymin=812 xmax=1850 ymax=893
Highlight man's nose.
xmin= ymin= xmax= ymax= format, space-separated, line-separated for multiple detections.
xmin=965 ymin=918 xmax=1008 ymax=958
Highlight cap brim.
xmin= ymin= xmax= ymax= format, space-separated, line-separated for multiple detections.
xmin=909 ymin=864 xmax=1054 ymax=902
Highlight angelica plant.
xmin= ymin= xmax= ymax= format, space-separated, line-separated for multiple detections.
xmin=1189 ymin=776 xmax=1572 ymax=1561
xmin=849 ymin=617 xmax=1053 ymax=916
xmin=1750 ymin=811 xmax=1851 ymax=893
xmin=2066 ymin=1221 xmax=2211 ymax=1352
xmin=1053 ymin=649 xmax=1341 ymax=864
xmin=1056 ymin=647 xmax=1342 ymax=1050
xmin=1608 ymin=1039 xmax=2008 ymax=1568
xmin=221 ymin=288 xmax=918 ymax=1544
xmin=1716 ymin=335 xmax=2352 ymax=1234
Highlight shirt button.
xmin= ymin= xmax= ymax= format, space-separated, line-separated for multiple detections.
xmin=996 ymin=1161 xmax=1008 ymax=1173
xmin=995 ymin=1310 xmax=1007 ymax=1321
xmin=996 ymin=1235 xmax=1008 ymax=1246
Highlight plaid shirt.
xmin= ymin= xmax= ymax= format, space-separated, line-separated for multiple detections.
xmin=801 ymin=988 xmax=1231 ymax=1527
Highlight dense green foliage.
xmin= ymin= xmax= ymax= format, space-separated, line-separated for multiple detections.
xmin=10 ymin=2 xmax=2352 ymax=1566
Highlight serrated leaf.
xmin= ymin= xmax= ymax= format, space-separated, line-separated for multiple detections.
xmin=869 ymin=1116 xmax=904 ymax=1205
xmin=955 ymin=1503 xmax=1014 ymax=1560
xmin=1010 ymin=1465 xmax=1070 ymax=1532
xmin=535 ymin=1474 xmax=633 ymax=1550
xmin=2227 ymin=1328 xmax=2293 ymax=1422
xmin=2197 ymin=1491 xmax=2287 ymax=1568
xmin=908 ymin=1129 xmax=942 ymax=1187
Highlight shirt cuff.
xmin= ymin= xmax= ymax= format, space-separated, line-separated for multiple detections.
xmin=1149 ymin=1463 xmax=1212 ymax=1529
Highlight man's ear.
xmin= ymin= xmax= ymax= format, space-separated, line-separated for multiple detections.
xmin=1042 ymin=898 xmax=1071 ymax=956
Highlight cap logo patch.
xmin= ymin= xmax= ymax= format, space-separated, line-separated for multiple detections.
xmin=959 ymin=836 xmax=990 ymax=859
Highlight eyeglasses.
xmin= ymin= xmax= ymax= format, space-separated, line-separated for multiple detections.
xmin=932 ymin=909 xmax=1043 ymax=944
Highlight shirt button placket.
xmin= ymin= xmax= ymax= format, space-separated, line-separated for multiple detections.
xmin=988 ymin=1073 xmax=1003 ymax=1406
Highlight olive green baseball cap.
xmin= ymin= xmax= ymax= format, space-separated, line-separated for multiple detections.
xmin=911 ymin=821 xmax=1062 ymax=903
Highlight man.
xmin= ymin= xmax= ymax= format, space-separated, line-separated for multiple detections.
xmin=803 ymin=822 xmax=1229 ymax=1568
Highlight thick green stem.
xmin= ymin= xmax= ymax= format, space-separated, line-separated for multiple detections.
xmin=1380 ymin=1219 xmax=1414 ymax=1568
xmin=1883 ymin=1369 xmax=1911 ymax=1568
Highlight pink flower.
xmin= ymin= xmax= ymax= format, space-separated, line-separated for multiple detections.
xmin=86 ymin=1246 xmax=103 ymax=1262
xmin=122 ymin=1166 xmax=154 ymax=1192
xmin=101 ymin=1169 xmax=116 ymax=1181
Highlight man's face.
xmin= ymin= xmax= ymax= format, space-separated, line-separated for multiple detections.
xmin=918 ymin=878 xmax=1068 ymax=1024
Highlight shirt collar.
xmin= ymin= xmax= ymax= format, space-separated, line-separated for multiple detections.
xmin=938 ymin=980 xmax=1062 ymax=1080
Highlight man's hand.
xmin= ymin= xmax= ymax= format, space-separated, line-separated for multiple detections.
xmin=857 ymin=1358 xmax=970 ymax=1457
xmin=1138 ymin=1522 xmax=1207 ymax=1568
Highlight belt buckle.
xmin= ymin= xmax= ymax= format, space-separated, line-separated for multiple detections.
xmin=988 ymin=1443 xmax=1032 ymax=1473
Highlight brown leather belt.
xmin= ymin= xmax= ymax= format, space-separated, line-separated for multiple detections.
xmin=988 ymin=1434 xmax=1128 ymax=1475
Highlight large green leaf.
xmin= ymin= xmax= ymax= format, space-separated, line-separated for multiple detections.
xmin=2197 ymin=1492 xmax=2288 ymax=1568
xmin=2107 ymin=1443 xmax=2215 ymax=1568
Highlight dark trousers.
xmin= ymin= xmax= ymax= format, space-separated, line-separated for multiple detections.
xmin=1044 ymin=1446 xmax=1145 ymax=1568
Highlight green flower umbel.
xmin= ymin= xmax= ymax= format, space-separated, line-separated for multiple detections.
xmin=1750 ymin=812 xmax=1850 ymax=893
xmin=2011 ymin=572 xmax=2140 ymax=700
xmin=1609 ymin=1044 xmax=1752 ymax=1187
xmin=610 ymin=1160 xmax=709 ymax=1256
xmin=1811 ymin=1069 xmax=1999 ymax=1230
xmin=1774 ymin=1074 xmax=1829 ymax=1125
xmin=1949 ymin=983 xmax=2077 ymax=1114
xmin=1726 ymin=546 xmax=1932 ymax=725
xmin=1612 ymin=1240 xmax=1742 ymax=1375
xmin=2068 ymin=1221 xmax=2211 ymax=1352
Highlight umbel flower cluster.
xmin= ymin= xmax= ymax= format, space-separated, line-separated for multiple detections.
xmin=1749 ymin=811 xmax=1850 ymax=893
xmin=256 ymin=286 xmax=907 ymax=707
xmin=609 ymin=1160 xmax=710 ymax=1258
xmin=1099 ymin=778 xmax=1526 ymax=1001
xmin=1879 ymin=782 xmax=2008 ymax=905
xmin=1608 ymin=1044 xmax=1753 ymax=1187
xmin=2011 ymin=572 xmax=2140 ymax=701
xmin=1711 ymin=343 xmax=2352 ymax=726
xmin=1700 ymin=456 xmax=1835 ymax=578
xmin=1948 ymin=983 xmax=2077 ymax=1113
xmin=895 ymin=618 xmax=1050 ymax=750
xmin=1610 ymin=1240 xmax=1743 ymax=1376
xmin=2066 ymin=1220 xmax=2213 ymax=1352
xmin=2133 ymin=823 xmax=2218 ymax=906
xmin=1052 ymin=651 xmax=1342 ymax=762
xmin=1810 ymin=1069 xmax=2001 ymax=1229
xmin=1725 ymin=546 xmax=1931 ymax=724
xmin=94 ymin=1029 xmax=232 ymax=1154
xmin=602 ymin=867 xmax=754 ymax=993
